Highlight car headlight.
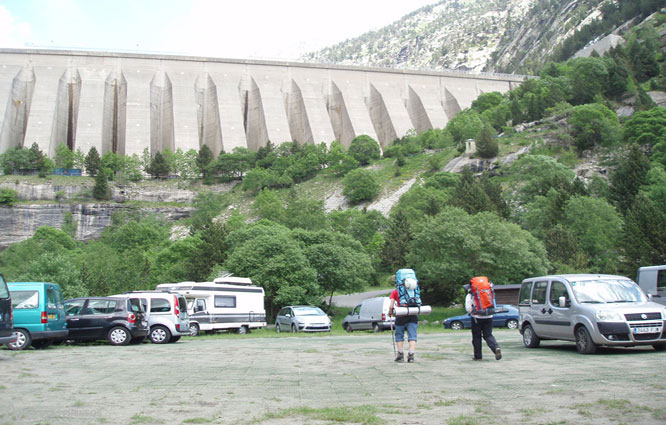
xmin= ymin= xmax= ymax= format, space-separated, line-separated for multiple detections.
xmin=595 ymin=310 xmax=623 ymax=321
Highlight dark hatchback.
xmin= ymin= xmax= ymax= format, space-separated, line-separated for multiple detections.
xmin=64 ymin=297 xmax=149 ymax=345
xmin=0 ymin=274 xmax=16 ymax=346
xmin=443 ymin=305 xmax=520 ymax=330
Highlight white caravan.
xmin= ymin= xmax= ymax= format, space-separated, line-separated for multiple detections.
xmin=155 ymin=276 xmax=266 ymax=335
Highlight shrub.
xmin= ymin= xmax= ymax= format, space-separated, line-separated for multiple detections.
xmin=0 ymin=188 xmax=17 ymax=205
xmin=348 ymin=135 xmax=380 ymax=165
xmin=342 ymin=169 xmax=381 ymax=205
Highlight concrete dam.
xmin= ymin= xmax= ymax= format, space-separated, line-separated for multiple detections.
xmin=0 ymin=48 xmax=526 ymax=158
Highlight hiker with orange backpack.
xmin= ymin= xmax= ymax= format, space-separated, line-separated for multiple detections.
xmin=465 ymin=276 xmax=502 ymax=361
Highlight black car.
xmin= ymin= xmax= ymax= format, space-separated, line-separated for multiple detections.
xmin=64 ymin=297 xmax=149 ymax=345
xmin=0 ymin=274 xmax=16 ymax=346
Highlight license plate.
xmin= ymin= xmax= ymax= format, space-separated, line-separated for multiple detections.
xmin=633 ymin=327 xmax=661 ymax=334
xmin=48 ymin=314 xmax=56 ymax=319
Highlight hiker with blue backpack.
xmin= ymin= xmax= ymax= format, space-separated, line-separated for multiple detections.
xmin=465 ymin=276 xmax=502 ymax=361
xmin=389 ymin=269 xmax=422 ymax=363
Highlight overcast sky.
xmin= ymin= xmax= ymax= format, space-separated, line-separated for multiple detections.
xmin=0 ymin=0 xmax=438 ymax=60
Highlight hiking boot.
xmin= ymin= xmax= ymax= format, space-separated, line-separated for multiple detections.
xmin=495 ymin=348 xmax=502 ymax=361
xmin=394 ymin=352 xmax=404 ymax=362
xmin=472 ymin=357 xmax=482 ymax=361
xmin=407 ymin=353 xmax=415 ymax=363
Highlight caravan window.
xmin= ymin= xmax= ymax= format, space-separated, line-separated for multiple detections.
xmin=215 ymin=295 xmax=236 ymax=308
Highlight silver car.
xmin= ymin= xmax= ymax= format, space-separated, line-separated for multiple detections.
xmin=275 ymin=306 xmax=331 ymax=333
xmin=519 ymin=274 xmax=666 ymax=354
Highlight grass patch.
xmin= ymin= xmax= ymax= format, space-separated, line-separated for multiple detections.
xmin=130 ymin=414 xmax=162 ymax=423
xmin=446 ymin=414 xmax=479 ymax=425
xmin=182 ymin=418 xmax=212 ymax=424
xmin=252 ymin=405 xmax=382 ymax=425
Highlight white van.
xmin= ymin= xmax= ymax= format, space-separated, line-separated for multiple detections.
xmin=111 ymin=291 xmax=190 ymax=344
xmin=342 ymin=297 xmax=393 ymax=333
xmin=637 ymin=265 xmax=666 ymax=306
xmin=156 ymin=276 xmax=266 ymax=335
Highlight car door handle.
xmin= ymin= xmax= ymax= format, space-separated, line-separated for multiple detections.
xmin=69 ymin=318 xmax=79 ymax=321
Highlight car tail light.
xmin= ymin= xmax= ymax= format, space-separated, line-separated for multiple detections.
xmin=382 ymin=313 xmax=386 ymax=321
xmin=127 ymin=313 xmax=136 ymax=324
xmin=174 ymin=295 xmax=180 ymax=316
xmin=176 ymin=324 xmax=180 ymax=331
xmin=41 ymin=311 xmax=48 ymax=324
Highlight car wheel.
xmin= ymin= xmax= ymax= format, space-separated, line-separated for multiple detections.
xmin=108 ymin=326 xmax=131 ymax=346
xmin=506 ymin=319 xmax=519 ymax=329
xmin=276 ymin=323 xmax=281 ymax=333
xmin=652 ymin=344 xmax=666 ymax=351
xmin=575 ymin=326 xmax=597 ymax=354
xmin=149 ymin=325 xmax=171 ymax=344
xmin=189 ymin=323 xmax=200 ymax=337
xmin=344 ymin=323 xmax=352 ymax=333
xmin=291 ymin=324 xmax=297 ymax=333
xmin=169 ymin=336 xmax=181 ymax=343
xmin=372 ymin=323 xmax=380 ymax=333
xmin=522 ymin=324 xmax=540 ymax=348
xmin=450 ymin=321 xmax=464 ymax=330
xmin=7 ymin=329 xmax=31 ymax=351
xmin=237 ymin=325 xmax=248 ymax=335
xmin=31 ymin=340 xmax=52 ymax=349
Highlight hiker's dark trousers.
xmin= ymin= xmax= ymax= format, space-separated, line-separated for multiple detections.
xmin=471 ymin=317 xmax=499 ymax=360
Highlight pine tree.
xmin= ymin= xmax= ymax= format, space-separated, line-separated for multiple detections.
xmin=196 ymin=144 xmax=214 ymax=179
xmin=448 ymin=167 xmax=492 ymax=215
xmin=475 ymin=126 xmax=499 ymax=158
xmin=146 ymin=152 xmax=170 ymax=179
xmin=609 ymin=144 xmax=651 ymax=215
xmin=93 ymin=169 xmax=109 ymax=200
xmin=380 ymin=209 xmax=412 ymax=270
xmin=84 ymin=146 xmax=101 ymax=177
xmin=622 ymin=194 xmax=666 ymax=269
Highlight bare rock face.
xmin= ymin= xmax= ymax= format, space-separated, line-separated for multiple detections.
xmin=0 ymin=204 xmax=194 ymax=248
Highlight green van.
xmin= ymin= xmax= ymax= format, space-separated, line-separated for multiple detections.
xmin=7 ymin=282 xmax=68 ymax=350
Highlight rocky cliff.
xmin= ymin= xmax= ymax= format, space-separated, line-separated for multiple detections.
xmin=0 ymin=180 xmax=199 ymax=248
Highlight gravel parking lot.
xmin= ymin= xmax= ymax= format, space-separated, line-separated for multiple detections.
xmin=2 ymin=330 xmax=665 ymax=425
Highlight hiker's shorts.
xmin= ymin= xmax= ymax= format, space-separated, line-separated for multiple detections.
xmin=395 ymin=315 xmax=418 ymax=342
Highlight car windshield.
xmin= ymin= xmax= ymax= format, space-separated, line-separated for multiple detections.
xmin=570 ymin=278 xmax=647 ymax=304
xmin=294 ymin=307 xmax=325 ymax=316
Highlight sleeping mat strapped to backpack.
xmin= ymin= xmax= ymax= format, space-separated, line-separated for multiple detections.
xmin=396 ymin=268 xmax=422 ymax=307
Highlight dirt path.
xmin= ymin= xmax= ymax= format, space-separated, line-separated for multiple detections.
xmin=2 ymin=331 xmax=665 ymax=424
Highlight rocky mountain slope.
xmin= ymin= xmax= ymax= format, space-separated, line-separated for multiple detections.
xmin=302 ymin=0 xmax=622 ymax=74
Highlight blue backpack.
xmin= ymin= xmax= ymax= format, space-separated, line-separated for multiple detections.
xmin=396 ymin=268 xmax=422 ymax=307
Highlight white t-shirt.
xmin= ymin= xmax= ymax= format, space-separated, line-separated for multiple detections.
xmin=465 ymin=293 xmax=493 ymax=319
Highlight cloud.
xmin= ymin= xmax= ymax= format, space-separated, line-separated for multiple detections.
xmin=0 ymin=6 xmax=32 ymax=48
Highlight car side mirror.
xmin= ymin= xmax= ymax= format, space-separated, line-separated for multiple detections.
xmin=648 ymin=294 xmax=653 ymax=301
xmin=285 ymin=313 xmax=291 ymax=318
xmin=559 ymin=296 xmax=568 ymax=308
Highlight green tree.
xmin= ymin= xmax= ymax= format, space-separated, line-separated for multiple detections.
xmin=188 ymin=220 xmax=230 ymax=281
xmin=622 ymin=193 xmax=666 ymax=269
xmin=342 ymin=169 xmax=381 ymax=204
xmin=84 ymin=146 xmax=101 ymax=177
xmin=54 ymin=142 xmax=74 ymax=169
xmin=196 ymin=144 xmax=214 ymax=179
xmin=283 ymin=197 xmax=327 ymax=231
xmin=348 ymin=135 xmax=380 ymax=165
xmin=190 ymin=191 xmax=227 ymax=234
xmin=471 ymin=92 xmax=504 ymax=113
xmin=569 ymin=103 xmax=620 ymax=153
xmin=608 ymin=144 xmax=651 ymax=215
xmin=567 ymin=57 xmax=609 ymax=105
xmin=622 ymin=107 xmax=666 ymax=147
xmin=73 ymin=148 xmax=85 ymax=170
xmin=380 ymin=209 xmax=412 ymax=271
xmin=408 ymin=207 xmax=549 ymax=305
xmin=446 ymin=109 xmax=485 ymax=143
xmin=145 ymin=151 xmax=170 ymax=179
xmin=253 ymin=189 xmax=285 ymax=223
xmin=448 ymin=167 xmax=492 ymax=215
xmin=563 ymin=196 xmax=623 ymax=272
xmin=223 ymin=224 xmax=320 ymax=317
xmin=475 ymin=125 xmax=499 ymax=158
xmin=92 ymin=169 xmax=110 ymax=200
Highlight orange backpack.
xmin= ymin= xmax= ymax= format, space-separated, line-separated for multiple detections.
xmin=470 ymin=276 xmax=496 ymax=316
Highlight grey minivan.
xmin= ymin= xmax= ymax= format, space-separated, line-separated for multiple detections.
xmin=519 ymin=274 xmax=666 ymax=354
